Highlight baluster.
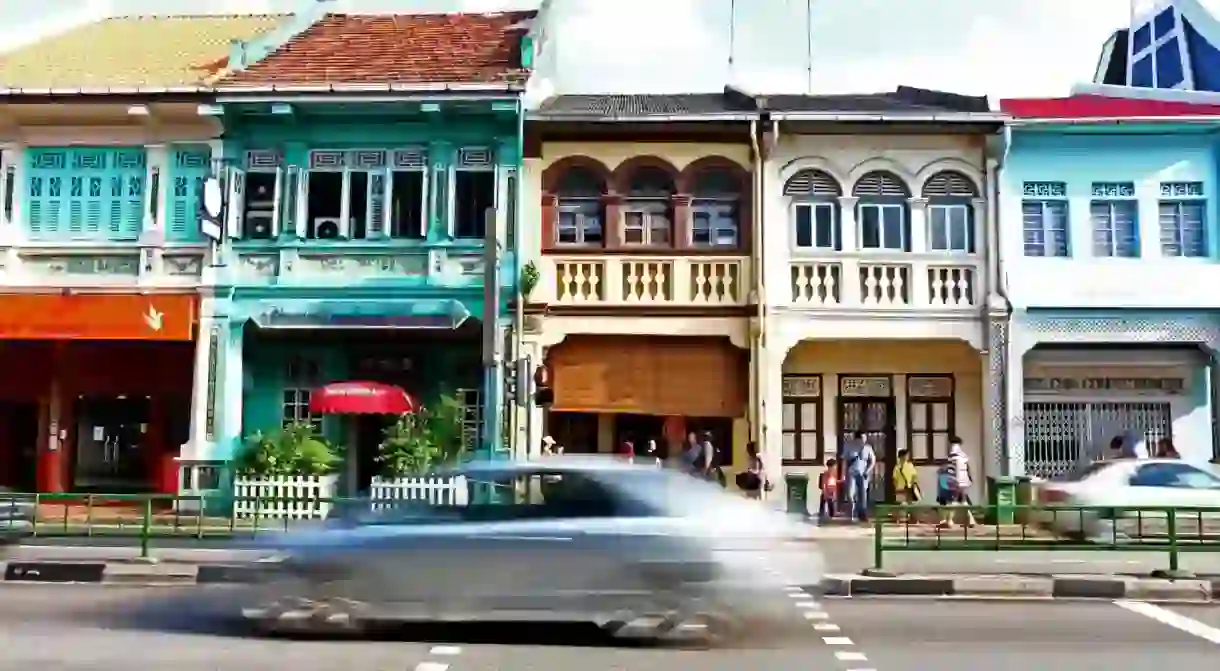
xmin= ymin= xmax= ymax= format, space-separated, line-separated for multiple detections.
xmin=623 ymin=261 xmax=640 ymax=302
xmin=893 ymin=266 xmax=908 ymax=305
xmin=860 ymin=266 xmax=878 ymax=305
xmin=586 ymin=262 xmax=603 ymax=302
xmin=719 ymin=262 xmax=736 ymax=303
xmin=691 ymin=262 xmax=710 ymax=303
xmin=559 ymin=263 xmax=575 ymax=302
xmin=929 ymin=267 xmax=946 ymax=306
xmin=823 ymin=264 xmax=839 ymax=304
xmin=791 ymin=264 xmax=809 ymax=303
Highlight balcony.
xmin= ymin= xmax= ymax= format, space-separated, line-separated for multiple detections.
xmin=538 ymin=255 xmax=749 ymax=307
xmin=788 ymin=254 xmax=981 ymax=311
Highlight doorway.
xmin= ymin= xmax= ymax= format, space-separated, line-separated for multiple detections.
xmin=837 ymin=397 xmax=896 ymax=503
xmin=73 ymin=396 xmax=152 ymax=491
xmin=0 ymin=402 xmax=38 ymax=491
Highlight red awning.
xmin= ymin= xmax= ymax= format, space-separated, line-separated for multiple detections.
xmin=308 ymin=381 xmax=417 ymax=415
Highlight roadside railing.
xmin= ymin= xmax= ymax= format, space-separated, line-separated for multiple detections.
xmin=0 ymin=485 xmax=521 ymax=560
xmin=870 ymin=503 xmax=1220 ymax=578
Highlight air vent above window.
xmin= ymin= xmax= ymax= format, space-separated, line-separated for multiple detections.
xmin=922 ymin=171 xmax=977 ymax=198
xmin=784 ymin=169 xmax=841 ymax=197
xmin=348 ymin=150 xmax=386 ymax=169
xmin=246 ymin=150 xmax=281 ymax=169
xmin=393 ymin=148 xmax=427 ymax=169
xmin=852 ymin=171 xmax=908 ymax=197
xmin=458 ymin=147 xmax=493 ymax=169
xmin=309 ymin=150 xmax=346 ymax=170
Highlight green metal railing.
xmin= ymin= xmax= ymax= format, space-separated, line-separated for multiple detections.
xmin=870 ymin=503 xmax=1220 ymax=577
xmin=0 ymin=487 xmax=520 ymax=560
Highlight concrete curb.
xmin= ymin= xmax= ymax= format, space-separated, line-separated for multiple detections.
xmin=815 ymin=573 xmax=1220 ymax=603
xmin=3 ymin=561 xmax=1219 ymax=605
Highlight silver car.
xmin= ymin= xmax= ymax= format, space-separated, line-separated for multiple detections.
xmin=242 ymin=457 xmax=823 ymax=643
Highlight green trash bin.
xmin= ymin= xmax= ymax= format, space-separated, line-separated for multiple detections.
xmin=785 ymin=473 xmax=810 ymax=517
xmin=988 ymin=476 xmax=1018 ymax=525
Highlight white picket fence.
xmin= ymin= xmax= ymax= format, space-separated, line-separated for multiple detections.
xmin=369 ymin=475 xmax=469 ymax=509
xmin=232 ymin=474 xmax=469 ymax=520
xmin=233 ymin=475 xmax=339 ymax=520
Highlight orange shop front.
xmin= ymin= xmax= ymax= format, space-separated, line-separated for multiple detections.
xmin=0 ymin=293 xmax=198 ymax=493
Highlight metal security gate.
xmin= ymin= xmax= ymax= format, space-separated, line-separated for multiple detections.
xmin=1023 ymin=401 xmax=1172 ymax=478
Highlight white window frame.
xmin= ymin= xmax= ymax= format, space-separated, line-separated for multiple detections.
xmin=690 ymin=197 xmax=739 ymax=248
xmin=389 ymin=149 xmax=429 ymax=239
xmin=857 ymin=202 xmax=906 ymax=251
xmin=556 ymin=200 xmax=603 ymax=246
xmin=453 ymin=147 xmax=496 ymax=240
xmin=791 ymin=201 xmax=837 ymax=252
xmin=1090 ymin=198 xmax=1139 ymax=258
xmin=927 ymin=203 xmax=971 ymax=253
xmin=1021 ymin=200 xmax=1070 ymax=257
xmin=621 ymin=201 xmax=671 ymax=246
xmin=1158 ymin=190 xmax=1207 ymax=258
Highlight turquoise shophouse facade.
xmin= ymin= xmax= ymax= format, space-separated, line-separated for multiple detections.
xmin=179 ymin=10 xmax=536 ymax=495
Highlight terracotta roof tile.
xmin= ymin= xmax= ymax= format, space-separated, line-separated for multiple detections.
xmin=220 ymin=12 xmax=535 ymax=88
xmin=0 ymin=15 xmax=287 ymax=90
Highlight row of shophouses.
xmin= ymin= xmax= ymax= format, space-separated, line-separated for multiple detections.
xmin=1 ymin=0 xmax=1220 ymax=499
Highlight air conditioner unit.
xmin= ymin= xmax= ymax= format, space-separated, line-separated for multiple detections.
xmin=313 ymin=217 xmax=344 ymax=239
xmin=246 ymin=213 xmax=274 ymax=239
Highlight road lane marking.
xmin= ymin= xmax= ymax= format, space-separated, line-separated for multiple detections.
xmin=803 ymin=610 xmax=830 ymax=619
xmin=428 ymin=646 xmax=462 ymax=656
xmin=835 ymin=651 xmax=869 ymax=661
xmin=793 ymin=600 xmax=821 ymax=608
xmin=813 ymin=622 xmax=841 ymax=631
xmin=1116 ymin=600 xmax=1220 ymax=645
xmin=414 ymin=664 xmax=450 ymax=671
xmin=823 ymin=636 xmax=854 ymax=645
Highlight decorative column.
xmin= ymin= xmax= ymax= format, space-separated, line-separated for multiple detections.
xmin=1005 ymin=320 xmax=1035 ymax=476
xmin=759 ymin=339 xmax=790 ymax=511
xmin=427 ymin=141 xmax=454 ymax=242
xmin=217 ymin=318 xmax=246 ymax=469
xmin=0 ymin=144 xmax=22 ymax=274
xmin=836 ymin=196 xmax=860 ymax=306
xmin=907 ymin=197 xmax=929 ymax=253
xmin=183 ymin=298 xmax=223 ymax=473
xmin=671 ymin=193 xmax=693 ymax=250
xmin=983 ymin=297 xmax=1010 ymax=479
xmin=139 ymin=144 xmax=168 ymax=283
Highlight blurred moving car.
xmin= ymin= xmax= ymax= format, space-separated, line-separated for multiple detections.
xmin=0 ymin=488 xmax=36 ymax=544
xmin=1034 ymin=459 xmax=1220 ymax=540
xmin=242 ymin=457 xmax=822 ymax=643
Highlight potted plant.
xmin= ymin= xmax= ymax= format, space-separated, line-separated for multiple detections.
xmin=519 ymin=261 xmax=540 ymax=300
xmin=232 ymin=423 xmax=342 ymax=519
xmin=375 ymin=393 xmax=466 ymax=477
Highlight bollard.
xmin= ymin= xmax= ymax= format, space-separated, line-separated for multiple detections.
xmin=784 ymin=473 xmax=809 ymax=517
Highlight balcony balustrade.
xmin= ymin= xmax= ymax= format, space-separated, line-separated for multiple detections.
xmin=538 ymin=255 xmax=749 ymax=307
xmin=788 ymin=254 xmax=980 ymax=311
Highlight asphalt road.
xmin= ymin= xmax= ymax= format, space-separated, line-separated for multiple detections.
xmin=824 ymin=599 xmax=1220 ymax=670
xmin=4 ymin=584 xmax=1220 ymax=670
xmin=0 ymin=584 xmax=845 ymax=671
xmin=13 ymin=536 xmax=1220 ymax=577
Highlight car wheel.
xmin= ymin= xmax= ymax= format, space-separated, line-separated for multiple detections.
xmin=243 ymin=582 xmax=367 ymax=638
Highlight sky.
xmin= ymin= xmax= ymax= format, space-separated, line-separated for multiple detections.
xmin=4 ymin=0 xmax=1219 ymax=101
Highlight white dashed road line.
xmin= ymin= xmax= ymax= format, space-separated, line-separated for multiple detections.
xmin=785 ymin=584 xmax=876 ymax=670
xmin=415 ymin=644 xmax=464 ymax=671
xmin=1115 ymin=600 xmax=1220 ymax=645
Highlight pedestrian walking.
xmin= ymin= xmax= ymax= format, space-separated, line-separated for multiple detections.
xmin=680 ymin=431 xmax=703 ymax=476
xmin=892 ymin=448 xmax=920 ymax=523
xmin=817 ymin=458 xmax=839 ymax=520
xmin=841 ymin=431 xmax=877 ymax=522
xmin=702 ymin=431 xmax=727 ymax=487
xmin=938 ymin=439 xmax=977 ymax=528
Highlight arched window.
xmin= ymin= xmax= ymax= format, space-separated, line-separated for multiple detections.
xmin=922 ymin=170 xmax=978 ymax=253
xmin=853 ymin=171 xmax=910 ymax=251
xmin=785 ymin=168 xmax=842 ymax=251
xmin=622 ymin=166 xmax=674 ymax=246
xmin=555 ymin=167 xmax=605 ymax=246
xmin=690 ymin=168 xmax=740 ymax=248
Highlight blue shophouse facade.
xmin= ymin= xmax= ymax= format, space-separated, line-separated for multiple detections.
xmin=998 ymin=120 xmax=1220 ymax=477
xmin=179 ymin=11 xmax=533 ymax=496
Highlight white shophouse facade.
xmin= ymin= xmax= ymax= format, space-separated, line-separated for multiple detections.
xmin=758 ymin=117 xmax=1008 ymax=503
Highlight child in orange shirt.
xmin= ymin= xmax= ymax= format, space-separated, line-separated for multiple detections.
xmin=817 ymin=458 xmax=839 ymax=520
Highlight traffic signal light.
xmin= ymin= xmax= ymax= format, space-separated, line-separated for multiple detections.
xmin=532 ymin=364 xmax=553 ymax=406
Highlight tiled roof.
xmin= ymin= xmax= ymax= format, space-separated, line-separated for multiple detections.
xmin=219 ymin=12 xmax=535 ymax=88
xmin=533 ymin=93 xmax=757 ymax=117
xmin=532 ymin=87 xmax=993 ymax=119
xmin=0 ymin=15 xmax=286 ymax=90
xmin=1001 ymin=95 xmax=1220 ymax=119
xmin=761 ymin=87 xmax=992 ymax=114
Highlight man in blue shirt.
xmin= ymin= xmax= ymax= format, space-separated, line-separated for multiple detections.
xmin=840 ymin=431 xmax=877 ymax=522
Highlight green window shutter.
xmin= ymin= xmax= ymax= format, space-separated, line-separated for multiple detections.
xmin=167 ymin=146 xmax=211 ymax=241
xmin=109 ymin=149 xmax=145 ymax=240
xmin=25 ymin=149 xmax=69 ymax=240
